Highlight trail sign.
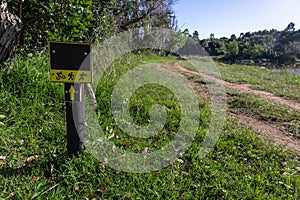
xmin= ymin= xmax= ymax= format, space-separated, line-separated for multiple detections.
xmin=49 ymin=42 xmax=92 ymax=83
xmin=48 ymin=41 xmax=91 ymax=156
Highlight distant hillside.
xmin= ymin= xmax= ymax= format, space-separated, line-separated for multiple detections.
xmin=189 ymin=23 xmax=300 ymax=67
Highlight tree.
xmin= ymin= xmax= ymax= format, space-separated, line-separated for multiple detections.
xmin=230 ymin=34 xmax=237 ymax=41
xmin=200 ymin=23 xmax=300 ymax=65
xmin=209 ymin=33 xmax=215 ymax=40
xmin=215 ymin=38 xmax=227 ymax=56
xmin=243 ymin=44 xmax=264 ymax=59
xmin=226 ymin=40 xmax=239 ymax=59
xmin=182 ymin=28 xmax=190 ymax=38
xmin=284 ymin=22 xmax=295 ymax=32
xmin=0 ymin=2 xmax=22 ymax=63
xmin=192 ymin=30 xmax=200 ymax=42
xmin=239 ymin=32 xmax=244 ymax=39
xmin=4 ymin=0 xmax=177 ymax=49
xmin=6 ymin=0 xmax=94 ymax=48
xmin=108 ymin=0 xmax=177 ymax=31
xmin=244 ymin=32 xmax=251 ymax=37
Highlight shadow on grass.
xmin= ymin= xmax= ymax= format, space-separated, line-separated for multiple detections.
xmin=0 ymin=151 xmax=70 ymax=178
xmin=0 ymin=165 xmax=35 ymax=178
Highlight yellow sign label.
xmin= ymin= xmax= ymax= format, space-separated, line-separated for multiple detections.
xmin=50 ymin=70 xmax=92 ymax=83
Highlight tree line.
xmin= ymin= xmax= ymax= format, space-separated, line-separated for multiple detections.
xmin=186 ymin=22 xmax=300 ymax=66
xmin=2 ymin=1 xmax=299 ymax=67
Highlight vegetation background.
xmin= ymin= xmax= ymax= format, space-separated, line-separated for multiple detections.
xmin=2 ymin=0 xmax=300 ymax=67
xmin=0 ymin=0 xmax=300 ymax=199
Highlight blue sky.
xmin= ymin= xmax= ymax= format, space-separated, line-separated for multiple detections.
xmin=173 ymin=0 xmax=300 ymax=39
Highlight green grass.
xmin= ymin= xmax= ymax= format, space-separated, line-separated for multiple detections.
xmin=217 ymin=64 xmax=300 ymax=102
xmin=0 ymin=54 xmax=299 ymax=199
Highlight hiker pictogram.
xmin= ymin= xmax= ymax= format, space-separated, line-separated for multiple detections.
xmin=79 ymin=72 xmax=88 ymax=81
xmin=68 ymin=72 xmax=75 ymax=80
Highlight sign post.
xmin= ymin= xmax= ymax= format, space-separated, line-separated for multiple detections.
xmin=49 ymin=42 xmax=91 ymax=156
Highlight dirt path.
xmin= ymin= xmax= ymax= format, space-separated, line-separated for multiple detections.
xmin=231 ymin=113 xmax=300 ymax=154
xmin=170 ymin=62 xmax=300 ymax=112
xmin=164 ymin=62 xmax=300 ymax=155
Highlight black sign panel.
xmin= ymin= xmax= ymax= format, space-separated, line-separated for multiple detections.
xmin=49 ymin=42 xmax=91 ymax=71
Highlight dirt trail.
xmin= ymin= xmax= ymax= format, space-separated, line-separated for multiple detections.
xmin=164 ymin=62 xmax=300 ymax=155
xmin=170 ymin=62 xmax=300 ymax=112
xmin=232 ymin=113 xmax=300 ymax=154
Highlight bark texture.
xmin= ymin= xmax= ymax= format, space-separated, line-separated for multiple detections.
xmin=0 ymin=2 xmax=22 ymax=64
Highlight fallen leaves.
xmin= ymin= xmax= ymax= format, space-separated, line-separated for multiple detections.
xmin=91 ymin=182 xmax=107 ymax=199
xmin=119 ymin=141 xmax=130 ymax=148
xmin=18 ymin=140 xmax=24 ymax=145
xmin=173 ymin=164 xmax=180 ymax=170
xmin=0 ymin=155 xmax=7 ymax=166
xmin=25 ymin=155 xmax=39 ymax=166
xmin=152 ymin=171 xmax=159 ymax=177
xmin=142 ymin=147 xmax=148 ymax=154
xmin=97 ymin=182 xmax=107 ymax=194
xmin=30 ymin=176 xmax=39 ymax=184
xmin=7 ymin=192 xmax=16 ymax=199
xmin=23 ymin=193 xmax=29 ymax=199
xmin=280 ymin=162 xmax=287 ymax=167
xmin=98 ymin=163 xmax=105 ymax=171
xmin=181 ymin=171 xmax=189 ymax=176
xmin=91 ymin=194 xmax=100 ymax=199
xmin=47 ymin=176 xmax=60 ymax=184
xmin=0 ymin=155 xmax=7 ymax=160
xmin=0 ymin=161 xmax=6 ymax=166
xmin=73 ymin=184 xmax=79 ymax=191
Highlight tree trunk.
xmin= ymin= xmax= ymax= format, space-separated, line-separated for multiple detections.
xmin=0 ymin=2 xmax=22 ymax=64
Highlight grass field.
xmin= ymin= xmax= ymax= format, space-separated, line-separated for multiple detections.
xmin=0 ymin=54 xmax=299 ymax=199
xmin=217 ymin=64 xmax=300 ymax=102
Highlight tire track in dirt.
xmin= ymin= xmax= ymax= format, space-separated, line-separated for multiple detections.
xmin=164 ymin=62 xmax=300 ymax=155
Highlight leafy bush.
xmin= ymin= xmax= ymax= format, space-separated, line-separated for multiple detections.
xmin=6 ymin=0 xmax=94 ymax=49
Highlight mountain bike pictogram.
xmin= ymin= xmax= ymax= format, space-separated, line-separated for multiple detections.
xmin=56 ymin=71 xmax=66 ymax=80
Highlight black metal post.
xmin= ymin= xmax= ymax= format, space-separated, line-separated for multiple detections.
xmin=64 ymin=83 xmax=85 ymax=156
